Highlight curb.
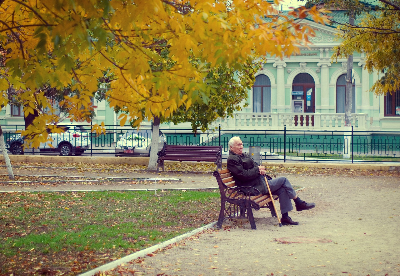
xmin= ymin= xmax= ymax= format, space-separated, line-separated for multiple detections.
xmin=78 ymin=222 xmax=217 ymax=276
xmin=0 ymin=187 xmax=218 ymax=193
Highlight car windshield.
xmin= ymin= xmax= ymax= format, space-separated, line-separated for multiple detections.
xmin=73 ymin=126 xmax=88 ymax=132
xmin=120 ymin=131 xmax=150 ymax=140
xmin=122 ymin=131 xmax=136 ymax=140
xmin=53 ymin=125 xmax=89 ymax=133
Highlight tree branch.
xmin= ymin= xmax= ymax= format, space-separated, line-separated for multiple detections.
xmin=0 ymin=19 xmax=25 ymax=60
xmin=0 ymin=23 xmax=56 ymax=32
xmin=12 ymin=0 xmax=50 ymax=25
xmin=161 ymin=0 xmax=192 ymax=15
xmin=330 ymin=18 xmax=400 ymax=35
xmin=379 ymin=0 xmax=400 ymax=11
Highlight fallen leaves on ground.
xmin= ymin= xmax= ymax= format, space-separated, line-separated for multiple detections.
xmin=0 ymin=190 xmax=219 ymax=275
xmin=1 ymin=161 xmax=400 ymax=178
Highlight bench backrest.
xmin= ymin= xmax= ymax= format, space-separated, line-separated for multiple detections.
xmin=163 ymin=145 xmax=221 ymax=152
xmin=158 ymin=145 xmax=222 ymax=160
xmin=214 ymin=169 xmax=277 ymax=202
xmin=214 ymin=168 xmax=235 ymax=187
xmin=213 ymin=169 xmax=238 ymax=198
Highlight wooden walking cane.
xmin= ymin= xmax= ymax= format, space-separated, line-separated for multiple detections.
xmin=264 ymin=175 xmax=282 ymax=227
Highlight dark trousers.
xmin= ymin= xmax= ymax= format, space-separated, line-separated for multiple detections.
xmin=260 ymin=176 xmax=297 ymax=214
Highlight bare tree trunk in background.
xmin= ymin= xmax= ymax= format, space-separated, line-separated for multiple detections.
xmin=0 ymin=125 xmax=15 ymax=179
xmin=147 ymin=116 xmax=160 ymax=171
xmin=343 ymin=11 xmax=355 ymax=159
xmin=345 ymin=12 xmax=355 ymax=127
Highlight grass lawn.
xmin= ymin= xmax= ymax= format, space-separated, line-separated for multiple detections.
xmin=0 ymin=190 xmax=220 ymax=275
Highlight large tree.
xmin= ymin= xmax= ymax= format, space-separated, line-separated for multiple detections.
xmin=306 ymin=0 xmax=400 ymax=96
xmin=331 ymin=0 xmax=400 ymax=96
xmin=0 ymin=0 xmax=328 ymax=149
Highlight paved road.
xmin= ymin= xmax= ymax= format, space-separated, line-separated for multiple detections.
xmin=89 ymin=171 xmax=400 ymax=276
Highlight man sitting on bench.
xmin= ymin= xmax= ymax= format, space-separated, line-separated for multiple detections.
xmin=227 ymin=136 xmax=316 ymax=226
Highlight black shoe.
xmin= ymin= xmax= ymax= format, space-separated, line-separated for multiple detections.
xmin=281 ymin=216 xmax=299 ymax=225
xmin=296 ymin=201 xmax=316 ymax=211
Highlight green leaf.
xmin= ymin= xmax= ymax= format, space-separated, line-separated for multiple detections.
xmin=0 ymin=78 xmax=9 ymax=90
xmin=58 ymin=56 xmax=74 ymax=71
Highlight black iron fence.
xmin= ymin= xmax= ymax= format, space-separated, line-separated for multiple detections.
xmin=2 ymin=124 xmax=400 ymax=163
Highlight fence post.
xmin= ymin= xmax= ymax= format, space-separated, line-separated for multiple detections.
xmin=90 ymin=120 xmax=93 ymax=157
xmin=218 ymin=124 xmax=221 ymax=147
xmin=351 ymin=125 xmax=354 ymax=163
xmin=284 ymin=125 xmax=286 ymax=163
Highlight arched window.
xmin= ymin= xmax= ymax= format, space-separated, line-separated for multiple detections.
xmin=253 ymin=74 xmax=271 ymax=113
xmin=385 ymin=89 xmax=400 ymax=116
xmin=292 ymin=73 xmax=315 ymax=113
xmin=10 ymin=104 xmax=23 ymax=117
xmin=336 ymin=74 xmax=355 ymax=113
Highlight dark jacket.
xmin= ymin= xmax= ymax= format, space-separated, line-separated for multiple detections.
xmin=227 ymin=150 xmax=267 ymax=194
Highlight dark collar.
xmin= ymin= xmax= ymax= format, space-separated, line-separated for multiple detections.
xmin=229 ymin=150 xmax=244 ymax=157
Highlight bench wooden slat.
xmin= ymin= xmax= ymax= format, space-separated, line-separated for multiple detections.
xmin=222 ymin=176 xmax=235 ymax=184
xmin=218 ymin=168 xmax=230 ymax=174
xmin=257 ymin=198 xmax=273 ymax=207
xmin=157 ymin=145 xmax=222 ymax=172
xmin=250 ymin=194 xmax=267 ymax=201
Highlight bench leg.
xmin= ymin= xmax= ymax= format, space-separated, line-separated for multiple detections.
xmin=239 ymin=206 xmax=246 ymax=217
xmin=216 ymin=199 xmax=226 ymax=229
xmin=216 ymin=214 xmax=225 ymax=229
xmin=247 ymin=207 xmax=256 ymax=230
xmin=216 ymin=159 xmax=222 ymax=170
xmin=157 ymin=160 xmax=164 ymax=172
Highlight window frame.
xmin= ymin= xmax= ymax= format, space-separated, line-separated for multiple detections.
xmin=384 ymin=90 xmax=400 ymax=116
xmin=10 ymin=104 xmax=23 ymax=117
xmin=252 ymin=74 xmax=271 ymax=113
xmin=336 ymin=74 xmax=355 ymax=114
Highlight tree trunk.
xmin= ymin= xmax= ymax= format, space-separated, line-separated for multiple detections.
xmin=147 ymin=116 xmax=160 ymax=171
xmin=345 ymin=12 xmax=355 ymax=127
xmin=0 ymin=125 xmax=15 ymax=180
xmin=343 ymin=11 xmax=355 ymax=159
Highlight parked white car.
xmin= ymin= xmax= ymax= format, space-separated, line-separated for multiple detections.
xmin=6 ymin=124 xmax=91 ymax=156
xmin=40 ymin=124 xmax=91 ymax=156
xmin=115 ymin=130 xmax=166 ymax=156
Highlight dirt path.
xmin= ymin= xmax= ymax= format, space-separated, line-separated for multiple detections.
xmin=2 ymin=164 xmax=400 ymax=275
xmin=102 ymin=174 xmax=400 ymax=276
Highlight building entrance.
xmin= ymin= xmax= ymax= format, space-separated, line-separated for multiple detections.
xmin=292 ymin=73 xmax=315 ymax=126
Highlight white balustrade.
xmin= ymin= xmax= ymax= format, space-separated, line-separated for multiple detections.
xmin=210 ymin=113 xmax=368 ymax=130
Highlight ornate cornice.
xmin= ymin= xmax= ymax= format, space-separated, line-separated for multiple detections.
xmin=317 ymin=61 xmax=331 ymax=67
xmin=273 ymin=60 xmax=287 ymax=68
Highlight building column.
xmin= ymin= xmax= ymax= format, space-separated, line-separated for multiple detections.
xmin=273 ymin=59 xmax=286 ymax=113
xmin=317 ymin=48 xmax=331 ymax=113
xmin=371 ymin=71 xmax=381 ymax=129
xmin=358 ymin=57 xmax=370 ymax=114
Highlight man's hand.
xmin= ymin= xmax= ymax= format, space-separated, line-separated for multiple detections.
xmin=258 ymin=165 xmax=266 ymax=175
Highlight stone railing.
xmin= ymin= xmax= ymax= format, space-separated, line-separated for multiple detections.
xmin=211 ymin=113 xmax=368 ymax=131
